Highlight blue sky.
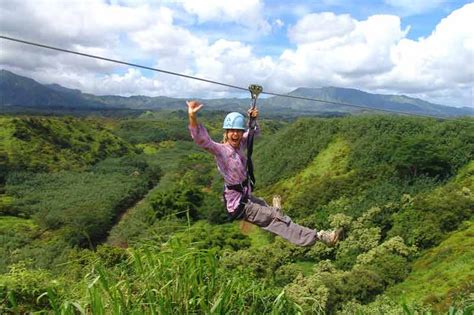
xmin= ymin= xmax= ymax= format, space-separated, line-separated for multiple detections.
xmin=175 ymin=1 xmax=471 ymax=57
xmin=1 ymin=0 xmax=473 ymax=107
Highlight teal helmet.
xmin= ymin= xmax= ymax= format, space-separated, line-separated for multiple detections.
xmin=223 ymin=112 xmax=245 ymax=130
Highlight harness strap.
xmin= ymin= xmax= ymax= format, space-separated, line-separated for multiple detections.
xmin=223 ymin=181 xmax=249 ymax=221
xmin=226 ymin=178 xmax=249 ymax=192
xmin=247 ymin=127 xmax=256 ymax=190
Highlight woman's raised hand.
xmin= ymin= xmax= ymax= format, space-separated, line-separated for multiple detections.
xmin=248 ymin=108 xmax=259 ymax=119
xmin=186 ymin=100 xmax=203 ymax=116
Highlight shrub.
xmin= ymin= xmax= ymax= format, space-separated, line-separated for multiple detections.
xmin=0 ymin=261 xmax=64 ymax=314
xmin=149 ymin=185 xmax=203 ymax=221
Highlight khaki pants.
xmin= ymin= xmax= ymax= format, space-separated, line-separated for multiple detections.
xmin=242 ymin=195 xmax=318 ymax=247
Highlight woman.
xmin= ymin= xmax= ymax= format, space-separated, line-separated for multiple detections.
xmin=187 ymin=100 xmax=342 ymax=247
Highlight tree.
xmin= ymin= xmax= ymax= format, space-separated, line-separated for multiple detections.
xmin=391 ymin=134 xmax=451 ymax=178
xmin=150 ymin=186 xmax=203 ymax=221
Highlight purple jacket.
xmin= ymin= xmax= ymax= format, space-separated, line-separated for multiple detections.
xmin=189 ymin=123 xmax=259 ymax=213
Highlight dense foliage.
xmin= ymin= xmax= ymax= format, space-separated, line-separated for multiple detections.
xmin=255 ymin=116 xmax=473 ymax=246
xmin=0 ymin=112 xmax=472 ymax=314
xmin=5 ymin=157 xmax=160 ymax=246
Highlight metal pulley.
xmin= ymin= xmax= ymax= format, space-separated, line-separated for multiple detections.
xmin=248 ymin=84 xmax=263 ymax=109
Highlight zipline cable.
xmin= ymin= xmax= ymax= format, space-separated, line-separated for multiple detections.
xmin=1 ymin=35 xmax=473 ymax=122
xmin=0 ymin=35 xmax=247 ymax=92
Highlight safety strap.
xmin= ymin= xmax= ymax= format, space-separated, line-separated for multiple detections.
xmin=226 ymin=179 xmax=249 ymax=192
xmin=247 ymin=84 xmax=262 ymax=190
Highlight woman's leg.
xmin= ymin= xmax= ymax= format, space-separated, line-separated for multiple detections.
xmin=243 ymin=196 xmax=318 ymax=247
xmin=247 ymin=195 xmax=269 ymax=206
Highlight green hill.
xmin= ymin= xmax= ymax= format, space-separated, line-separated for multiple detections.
xmin=0 ymin=116 xmax=135 ymax=178
xmin=1 ymin=113 xmax=473 ymax=313
xmin=0 ymin=115 xmax=161 ymax=261
xmin=386 ymin=220 xmax=474 ymax=312
xmin=255 ymin=116 xmax=473 ymax=229
xmin=0 ymin=70 xmax=104 ymax=109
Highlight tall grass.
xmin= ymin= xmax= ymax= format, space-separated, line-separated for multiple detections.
xmin=3 ymin=226 xmax=472 ymax=314
xmin=41 ymin=240 xmax=301 ymax=314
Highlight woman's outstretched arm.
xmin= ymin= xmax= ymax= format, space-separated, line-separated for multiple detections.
xmin=187 ymin=100 xmax=203 ymax=128
xmin=187 ymin=100 xmax=221 ymax=155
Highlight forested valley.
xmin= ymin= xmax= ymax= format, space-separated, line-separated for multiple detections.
xmin=0 ymin=110 xmax=473 ymax=314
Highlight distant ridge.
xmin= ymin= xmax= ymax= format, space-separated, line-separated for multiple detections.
xmin=265 ymin=86 xmax=473 ymax=117
xmin=0 ymin=69 xmax=104 ymax=109
xmin=1 ymin=69 xmax=472 ymax=117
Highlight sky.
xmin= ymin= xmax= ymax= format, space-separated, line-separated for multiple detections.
xmin=0 ymin=0 xmax=473 ymax=108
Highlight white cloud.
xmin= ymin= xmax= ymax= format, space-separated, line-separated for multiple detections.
xmin=378 ymin=3 xmax=474 ymax=105
xmin=89 ymin=68 xmax=165 ymax=96
xmin=194 ymin=39 xmax=275 ymax=89
xmin=180 ymin=0 xmax=271 ymax=33
xmin=0 ymin=0 xmax=157 ymax=74
xmin=0 ymin=1 xmax=472 ymax=107
xmin=0 ymin=1 xmax=193 ymax=95
xmin=271 ymin=4 xmax=473 ymax=107
xmin=0 ymin=0 xmax=154 ymax=47
xmin=129 ymin=7 xmax=206 ymax=60
xmin=275 ymin=13 xmax=408 ymax=90
xmin=0 ymin=0 xmax=273 ymax=98
xmin=288 ymin=12 xmax=356 ymax=43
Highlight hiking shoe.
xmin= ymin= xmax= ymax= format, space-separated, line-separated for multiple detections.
xmin=317 ymin=228 xmax=343 ymax=247
xmin=272 ymin=195 xmax=282 ymax=209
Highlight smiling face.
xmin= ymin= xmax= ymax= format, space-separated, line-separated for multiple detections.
xmin=225 ymin=129 xmax=244 ymax=149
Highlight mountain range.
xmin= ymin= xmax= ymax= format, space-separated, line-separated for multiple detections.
xmin=1 ymin=69 xmax=473 ymax=117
